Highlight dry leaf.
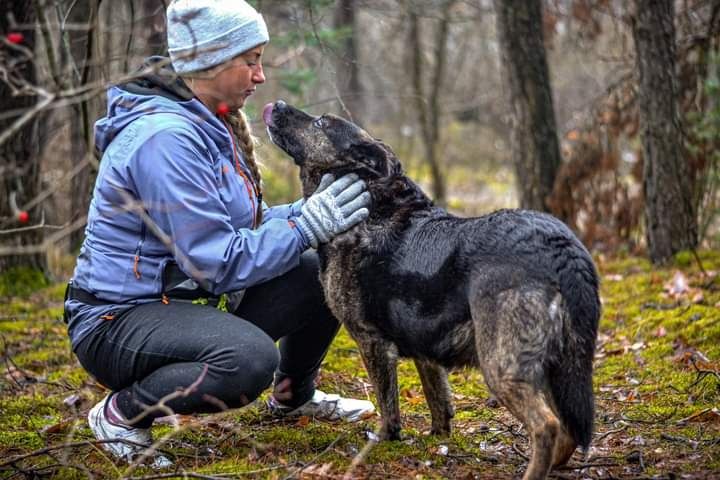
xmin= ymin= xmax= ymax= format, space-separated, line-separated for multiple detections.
xmin=684 ymin=408 xmax=720 ymax=424
xmin=665 ymin=271 xmax=689 ymax=296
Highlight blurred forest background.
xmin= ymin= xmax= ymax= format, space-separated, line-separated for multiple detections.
xmin=0 ymin=0 xmax=719 ymax=280
xmin=2 ymin=2 xmax=720 ymax=479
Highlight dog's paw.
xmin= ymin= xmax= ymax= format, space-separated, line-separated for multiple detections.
xmin=379 ymin=424 xmax=402 ymax=441
xmin=430 ymin=425 xmax=452 ymax=437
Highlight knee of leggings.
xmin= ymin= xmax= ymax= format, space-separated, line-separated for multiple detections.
xmin=222 ymin=340 xmax=279 ymax=408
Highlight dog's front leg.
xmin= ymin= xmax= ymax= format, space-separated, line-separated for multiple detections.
xmin=414 ymin=358 xmax=454 ymax=436
xmin=355 ymin=336 xmax=402 ymax=440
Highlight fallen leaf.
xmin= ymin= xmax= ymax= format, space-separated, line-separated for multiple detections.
xmin=63 ymin=393 xmax=82 ymax=408
xmin=665 ymin=271 xmax=689 ymax=296
xmin=41 ymin=418 xmax=75 ymax=434
xmin=685 ymin=408 xmax=720 ymax=424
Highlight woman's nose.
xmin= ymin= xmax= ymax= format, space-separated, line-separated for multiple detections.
xmin=253 ymin=65 xmax=265 ymax=84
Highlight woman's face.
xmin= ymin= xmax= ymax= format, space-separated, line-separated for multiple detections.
xmin=195 ymin=45 xmax=266 ymax=110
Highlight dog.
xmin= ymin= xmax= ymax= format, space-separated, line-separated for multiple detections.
xmin=264 ymin=100 xmax=600 ymax=480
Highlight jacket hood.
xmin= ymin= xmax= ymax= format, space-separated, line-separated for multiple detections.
xmin=95 ymin=56 xmax=228 ymax=154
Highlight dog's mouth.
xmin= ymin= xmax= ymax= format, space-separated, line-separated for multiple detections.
xmin=262 ymin=102 xmax=275 ymax=128
xmin=263 ymin=100 xmax=309 ymax=165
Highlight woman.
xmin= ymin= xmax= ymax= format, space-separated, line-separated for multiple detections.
xmin=64 ymin=0 xmax=374 ymax=465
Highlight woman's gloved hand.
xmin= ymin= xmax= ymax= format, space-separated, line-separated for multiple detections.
xmin=295 ymin=173 xmax=371 ymax=248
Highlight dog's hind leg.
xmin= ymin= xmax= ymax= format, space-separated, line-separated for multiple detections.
xmin=414 ymin=358 xmax=454 ymax=436
xmin=492 ymin=383 xmax=559 ymax=480
xmin=472 ymin=286 xmax=571 ymax=480
xmin=552 ymin=427 xmax=577 ymax=467
xmin=354 ymin=335 xmax=402 ymax=440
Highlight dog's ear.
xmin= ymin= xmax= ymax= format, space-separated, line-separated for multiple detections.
xmin=346 ymin=140 xmax=401 ymax=177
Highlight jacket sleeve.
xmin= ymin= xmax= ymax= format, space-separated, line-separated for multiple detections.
xmin=128 ymin=126 xmax=308 ymax=294
xmin=262 ymin=198 xmax=304 ymax=222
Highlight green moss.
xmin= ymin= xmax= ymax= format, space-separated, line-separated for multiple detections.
xmin=2 ymin=252 xmax=720 ymax=477
xmin=674 ymin=250 xmax=694 ymax=267
xmin=0 ymin=430 xmax=45 ymax=450
xmin=46 ymin=366 xmax=89 ymax=387
xmin=0 ymin=267 xmax=49 ymax=298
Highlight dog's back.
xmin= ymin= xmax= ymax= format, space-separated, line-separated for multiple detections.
xmin=464 ymin=209 xmax=600 ymax=458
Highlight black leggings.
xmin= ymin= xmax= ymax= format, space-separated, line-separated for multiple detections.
xmin=73 ymin=251 xmax=339 ymax=428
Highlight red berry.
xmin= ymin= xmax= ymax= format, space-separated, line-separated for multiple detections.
xmin=216 ymin=102 xmax=230 ymax=116
xmin=17 ymin=211 xmax=29 ymax=224
xmin=6 ymin=32 xmax=24 ymax=44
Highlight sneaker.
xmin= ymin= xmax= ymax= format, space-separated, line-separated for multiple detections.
xmin=88 ymin=395 xmax=172 ymax=468
xmin=268 ymin=389 xmax=375 ymax=422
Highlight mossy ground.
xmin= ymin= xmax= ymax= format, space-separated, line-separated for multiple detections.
xmin=1 ymin=252 xmax=719 ymax=479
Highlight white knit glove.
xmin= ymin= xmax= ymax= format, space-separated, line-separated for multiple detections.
xmin=295 ymin=173 xmax=371 ymax=248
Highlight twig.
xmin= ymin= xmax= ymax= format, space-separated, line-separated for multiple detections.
xmin=125 ymin=465 xmax=290 ymax=480
xmin=511 ymin=441 xmax=529 ymax=461
xmin=282 ymin=433 xmax=345 ymax=480
xmin=0 ymin=222 xmax=70 ymax=235
xmin=691 ymin=248 xmax=707 ymax=275
xmin=0 ymin=215 xmax=87 ymax=256
xmin=342 ymin=430 xmax=379 ymax=480
xmin=594 ymin=423 xmax=628 ymax=442
xmin=0 ymin=92 xmax=54 ymax=149
xmin=558 ymin=460 xmax=620 ymax=470
xmin=121 ymin=366 xmax=210 ymax=476
xmin=124 ymin=473 xmax=227 ymax=480
xmin=0 ymin=439 xmax=171 ymax=468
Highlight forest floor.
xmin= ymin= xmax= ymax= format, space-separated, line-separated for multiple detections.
xmin=1 ymin=250 xmax=719 ymax=479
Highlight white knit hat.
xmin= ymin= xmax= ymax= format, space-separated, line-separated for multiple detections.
xmin=167 ymin=0 xmax=269 ymax=74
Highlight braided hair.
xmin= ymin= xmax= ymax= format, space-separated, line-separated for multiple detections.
xmin=226 ymin=109 xmax=263 ymax=226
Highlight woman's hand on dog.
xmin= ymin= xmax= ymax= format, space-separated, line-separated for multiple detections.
xmin=295 ymin=173 xmax=371 ymax=248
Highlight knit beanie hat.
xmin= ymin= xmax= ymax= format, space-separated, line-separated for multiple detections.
xmin=167 ymin=0 xmax=269 ymax=74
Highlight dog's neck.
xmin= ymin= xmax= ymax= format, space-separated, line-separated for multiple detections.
xmin=300 ymin=166 xmax=434 ymax=220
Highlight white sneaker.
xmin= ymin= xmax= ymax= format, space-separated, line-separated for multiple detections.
xmin=268 ymin=389 xmax=375 ymax=422
xmin=88 ymin=395 xmax=172 ymax=467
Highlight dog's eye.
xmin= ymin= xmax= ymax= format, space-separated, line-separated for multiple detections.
xmin=313 ymin=117 xmax=326 ymax=129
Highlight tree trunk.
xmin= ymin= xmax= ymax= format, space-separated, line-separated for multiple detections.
xmin=0 ymin=0 xmax=47 ymax=272
xmin=632 ymin=0 xmax=697 ymax=263
xmin=62 ymin=0 xmax=102 ymax=249
xmin=494 ymin=0 xmax=562 ymax=213
xmin=334 ymin=0 xmax=365 ymax=126
xmin=407 ymin=1 xmax=455 ymax=206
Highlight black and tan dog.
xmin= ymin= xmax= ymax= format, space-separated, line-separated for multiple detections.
xmin=264 ymin=100 xmax=600 ymax=480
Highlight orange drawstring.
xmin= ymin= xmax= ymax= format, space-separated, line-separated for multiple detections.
xmin=133 ymin=255 xmax=141 ymax=279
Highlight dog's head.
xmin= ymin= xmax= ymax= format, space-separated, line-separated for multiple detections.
xmin=263 ymin=101 xmax=401 ymax=195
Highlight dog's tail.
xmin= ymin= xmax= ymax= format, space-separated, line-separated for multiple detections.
xmin=549 ymin=253 xmax=600 ymax=450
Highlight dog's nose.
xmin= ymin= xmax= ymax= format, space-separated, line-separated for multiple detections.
xmin=274 ymin=100 xmax=287 ymax=110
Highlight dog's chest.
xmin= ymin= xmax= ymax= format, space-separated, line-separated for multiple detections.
xmin=319 ymin=243 xmax=382 ymax=337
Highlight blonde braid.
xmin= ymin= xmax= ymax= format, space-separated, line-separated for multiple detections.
xmin=227 ymin=110 xmax=264 ymax=226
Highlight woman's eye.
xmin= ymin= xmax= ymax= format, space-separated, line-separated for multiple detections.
xmin=313 ymin=118 xmax=325 ymax=129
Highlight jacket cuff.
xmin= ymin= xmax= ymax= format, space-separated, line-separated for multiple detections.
xmin=292 ymin=216 xmax=316 ymax=249
xmin=289 ymin=217 xmax=313 ymax=250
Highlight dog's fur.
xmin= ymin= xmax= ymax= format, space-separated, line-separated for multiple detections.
xmin=266 ymin=101 xmax=601 ymax=480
